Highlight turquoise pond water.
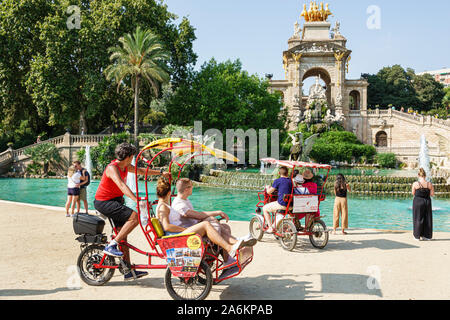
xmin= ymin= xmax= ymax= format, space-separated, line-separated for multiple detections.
xmin=0 ymin=178 xmax=449 ymax=232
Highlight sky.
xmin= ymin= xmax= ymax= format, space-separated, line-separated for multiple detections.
xmin=162 ymin=0 xmax=450 ymax=81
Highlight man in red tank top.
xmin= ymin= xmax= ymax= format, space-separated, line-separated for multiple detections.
xmin=94 ymin=143 xmax=169 ymax=280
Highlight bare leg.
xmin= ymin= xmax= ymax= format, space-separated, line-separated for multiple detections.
xmin=114 ymin=212 xmax=139 ymax=243
xmin=83 ymin=200 xmax=89 ymax=213
xmin=182 ymin=221 xmax=232 ymax=254
xmin=65 ymin=195 xmax=73 ymax=214
xmin=263 ymin=209 xmax=274 ymax=233
xmin=71 ymin=196 xmax=79 ymax=214
xmin=218 ymin=224 xmax=236 ymax=262
xmin=220 ymin=224 xmax=237 ymax=244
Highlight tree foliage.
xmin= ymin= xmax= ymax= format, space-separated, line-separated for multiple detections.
xmin=376 ymin=153 xmax=398 ymax=169
xmin=362 ymin=65 xmax=445 ymax=113
xmin=165 ymin=59 xmax=286 ymax=132
xmin=24 ymin=142 xmax=62 ymax=174
xmin=104 ymin=26 xmax=171 ymax=144
xmin=309 ymin=131 xmax=376 ymax=164
xmin=0 ymin=0 xmax=197 ymax=152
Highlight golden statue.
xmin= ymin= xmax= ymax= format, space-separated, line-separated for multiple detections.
xmin=301 ymin=4 xmax=310 ymax=22
xmin=323 ymin=3 xmax=333 ymax=20
xmin=300 ymin=1 xmax=332 ymax=22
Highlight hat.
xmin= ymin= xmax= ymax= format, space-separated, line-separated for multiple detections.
xmin=302 ymin=169 xmax=314 ymax=180
xmin=294 ymin=175 xmax=305 ymax=184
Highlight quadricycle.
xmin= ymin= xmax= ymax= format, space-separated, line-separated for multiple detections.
xmin=249 ymin=158 xmax=330 ymax=251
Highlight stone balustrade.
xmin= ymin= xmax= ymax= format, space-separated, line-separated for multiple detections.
xmin=70 ymin=134 xmax=110 ymax=145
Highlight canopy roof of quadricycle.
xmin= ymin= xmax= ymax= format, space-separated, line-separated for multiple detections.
xmin=261 ymin=158 xmax=332 ymax=170
xmin=142 ymin=138 xmax=239 ymax=162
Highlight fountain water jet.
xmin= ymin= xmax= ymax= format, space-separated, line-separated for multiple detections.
xmin=419 ymin=135 xmax=431 ymax=182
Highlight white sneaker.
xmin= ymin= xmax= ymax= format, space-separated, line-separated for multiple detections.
xmin=422 ymin=237 xmax=432 ymax=241
xmin=238 ymin=234 xmax=257 ymax=247
xmin=229 ymin=239 xmax=244 ymax=259
xmin=415 ymin=238 xmax=422 ymax=241
xmin=238 ymin=234 xmax=253 ymax=242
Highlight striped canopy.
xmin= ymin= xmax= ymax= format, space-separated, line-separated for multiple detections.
xmin=142 ymin=138 xmax=239 ymax=163
xmin=260 ymin=158 xmax=332 ymax=170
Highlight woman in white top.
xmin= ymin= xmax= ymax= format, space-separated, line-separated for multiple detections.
xmin=155 ymin=177 xmax=247 ymax=260
xmin=65 ymin=165 xmax=85 ymax=217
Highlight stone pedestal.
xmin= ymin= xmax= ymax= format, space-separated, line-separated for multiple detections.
xmin=302 ymin=22 xmax=331 ymax=40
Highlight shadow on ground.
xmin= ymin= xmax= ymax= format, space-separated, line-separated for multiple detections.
xmin=219 ymin=273 xmax=382 ymax=299
xmin=260 ymin=235 xmax=419 ymax=254
xmin=0 ymin=287 xmax=80 ymax=297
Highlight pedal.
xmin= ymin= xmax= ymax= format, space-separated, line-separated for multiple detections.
xmin=119 ymin=259 xmax=131 ymax=275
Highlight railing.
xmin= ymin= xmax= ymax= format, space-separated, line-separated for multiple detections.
xmin=70 ymin=134 xmax=110 ymax=145
xmin=0 ymin=149 xmax=13 ymax=165
xmin=12 ymin=135 xmax=66 ymax=158
xmin=367 ymin=109 xmax=450 ymax=128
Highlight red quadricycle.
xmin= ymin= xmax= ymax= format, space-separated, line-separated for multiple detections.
xmin=249 ymin=158 xmax=330 ymax=251
xmin=74 ymin=138 xmax=253 ymax=300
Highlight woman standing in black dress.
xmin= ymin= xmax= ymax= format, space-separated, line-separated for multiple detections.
xmin=412 ymin=168 xmax=435 ymax=241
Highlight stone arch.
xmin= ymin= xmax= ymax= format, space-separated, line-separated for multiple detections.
xmin=349 ymin=90 xmax=361 ymax=110
xmin=375 ymin=131 xmax=388 ymax=147
xmin=301 ymin=67 xmax=332 ymax=107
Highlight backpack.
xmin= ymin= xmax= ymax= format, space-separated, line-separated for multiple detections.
xmin=82 ymin=170 xmax=91 ymax=187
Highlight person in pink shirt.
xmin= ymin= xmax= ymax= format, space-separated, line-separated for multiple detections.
xmin=296 ymin=169 xmax=320 ymax=230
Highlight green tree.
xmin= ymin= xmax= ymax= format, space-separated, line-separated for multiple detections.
xmin=0 ymin=0 xmax=55 ymax=150
xmin=363 ymin=65 xmax=446 ymax=112
xmin=104 ymin=26 xmax=170 ymax=145
xmin=24 ymin=143 xmax=62 ymax=174
xmin=443 ymin=87 xmax=450 ymax=109
xmin=0 ymin=0 xmax=196 ymax=151
xmin=166 ymin=59 xmax=285 ymax=132
xmin=412 ymin=73 xmax=445 ymax=111
xmin=309 ymin=131 xmax=376 ymax=164
xmin=376 ymin=153 xmax=398 ymax=169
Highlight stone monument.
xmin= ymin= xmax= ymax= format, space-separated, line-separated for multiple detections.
xmin=269 ymin=1 xmax=369 ymax=134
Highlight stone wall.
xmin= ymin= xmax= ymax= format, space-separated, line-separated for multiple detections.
xmin=360 ymin=109 xmax=450 ymax=170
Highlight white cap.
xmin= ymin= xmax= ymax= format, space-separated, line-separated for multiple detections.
xmin=294 ymin=175 xmax=305 ymax=184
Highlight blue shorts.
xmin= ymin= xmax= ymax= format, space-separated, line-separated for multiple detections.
xmin=68 ymin=188 xmax=80 ymax=196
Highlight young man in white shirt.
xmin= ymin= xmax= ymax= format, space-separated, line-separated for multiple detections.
xmin=172 ymin=178 xmax=255 ymax=276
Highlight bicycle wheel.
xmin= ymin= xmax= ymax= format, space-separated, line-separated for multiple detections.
xmin=77 ymin=244 xmax=116 ymax=286
xmin=249 ymin=216 xmax=264 ymax=241
xmin=165 ymin=260 xmax=212 ymax=300
xmin=309 ymin=219 xmax=329 ymax=249
xmin=278 ymin=219 xmax=297 ymax=251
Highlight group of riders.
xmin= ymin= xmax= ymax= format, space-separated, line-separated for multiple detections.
xmin=94 ymin=143 xmax=258 ymax=281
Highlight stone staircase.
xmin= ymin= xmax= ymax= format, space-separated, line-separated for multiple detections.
xmin=0 ymin=133 xmax=156 ymax=175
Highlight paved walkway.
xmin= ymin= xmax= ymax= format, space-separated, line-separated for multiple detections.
xmin=0 ymin=200 xmax=449 ymax=300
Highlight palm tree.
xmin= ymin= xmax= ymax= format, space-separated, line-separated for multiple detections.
xmin=24 ymin=143 xmax=62 ymax=175
xmin=104 ymin=26 xmax=170 ymax=145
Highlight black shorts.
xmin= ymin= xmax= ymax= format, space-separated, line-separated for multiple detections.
xmin=68 ymin=188 xmax=80 ymax=196
xmin=94 ymin=197 xmax=133 ymax=228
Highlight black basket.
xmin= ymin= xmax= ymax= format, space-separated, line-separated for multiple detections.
xmin=73 ymin=213 xmax=105 ymax=235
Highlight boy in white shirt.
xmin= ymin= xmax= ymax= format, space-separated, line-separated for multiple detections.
xmin=172 ymin=179 xmax=255 ymax=273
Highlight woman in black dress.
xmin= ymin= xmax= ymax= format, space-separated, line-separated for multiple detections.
xmin=412 ymin=168 xmax=435 ymax=241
